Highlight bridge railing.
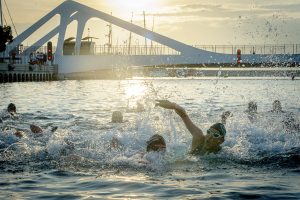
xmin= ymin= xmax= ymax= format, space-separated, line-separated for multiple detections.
xmin=194 ymin=44 xmax=300 ymax=55
xmin=7 ymin=44 xmax=300 ymax=57
xmin=94 ymin=45 xmax=181 ymax=55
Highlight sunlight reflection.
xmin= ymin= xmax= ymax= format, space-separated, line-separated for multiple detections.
xmin=125 ymin=82 xmax=146 ymax=98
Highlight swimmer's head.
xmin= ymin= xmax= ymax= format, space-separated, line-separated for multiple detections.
xmin=136 ymin=102 xmax=145 ymax=112
xmin=14 ymin=131 xmax=25 ymax=138
xmin=207 ymin=123 xmax=226 ymax=139
xmin=111 ymin=111 xmax=123 ymax=123
xmin=272 ymin=100 xmax=282 ymax=112
xmin=206 ymin=123 xmax=226 ymax=147
xmin=110 ymin=137 xmax=121 ymax=149
xmin=247 ymin=101 xmax=257 ymax=113
xmin=7 ymin=103 xmax=16 ymax=114
xmin=30 ymin=124 xmax=43 ymax=134
xmin=146 ymin=134 xmax=166 ymax=152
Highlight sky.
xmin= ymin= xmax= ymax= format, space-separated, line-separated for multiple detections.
xmin=2 ymin=0 xmax=300 ymax=46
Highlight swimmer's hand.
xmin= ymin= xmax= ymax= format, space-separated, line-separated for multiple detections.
xmin=221 ymin=111 xmax=232 ymax=124
xmin=155 ymin=100 xmax=175 ymax=109
xmin=9 ymin=112 xmax=19 ymax=119
xmin=222 ymin=111 xmax=232 ymax=119
xmin=156 ymin=100 xmax=187 ymax=118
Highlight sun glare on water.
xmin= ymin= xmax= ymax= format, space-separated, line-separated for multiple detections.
xmin=125 ymin=82 xmax=146 ymax=98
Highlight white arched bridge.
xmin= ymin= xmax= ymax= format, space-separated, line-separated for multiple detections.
xmin=5 ymin=0 xmax=300 ymax=76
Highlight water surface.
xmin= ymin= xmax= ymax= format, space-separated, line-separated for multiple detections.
xmin=1 ymin=78 xmax=299 ymax=199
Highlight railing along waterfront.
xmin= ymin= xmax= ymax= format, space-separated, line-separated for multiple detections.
xmin=6 ymin=44 xmax=300 ymax=57
xmin=194 ymin=44 xmax=300 ymax=55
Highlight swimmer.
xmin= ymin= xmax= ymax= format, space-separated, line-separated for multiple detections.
xmin=146 ymin=134 xmax=166 ymax=152
xmin=109 ymin=136 xmax=123 ymax=151
xmin=111 ymin=111 xmax=123 ymax=123
xmin=30 ymin=124 xmax=58 ymax=135
xmin=1 ymin=103 xmax=18 ymax=121
xmin=136 ymin=102 xmax=145 ymax=113
xmin=7 ymin=103 xmax=17 ymax=115
xmin=109 ymin=134 xmax=166 ymax=152
xmin=283 ymin=114 xmax=300 ymax=132
xmin=14 ymin=130 xmax=25 ymax=138
xmin=126 ymin=102 xmax=145 ymax=113
xmin=245 ymin=101 xmax=258 ymax=123
xmin=155 ymin=100 xmax=230 ymax=155
xmin=30 ymin=124 xmax=43 ymax=134
xmin=271 ymin=100 xmax=283 ymax=113
xmin=269 ymin=100 xmax=300 ymax=132
xmin=0 ymin=128 xmax=26 ymax=152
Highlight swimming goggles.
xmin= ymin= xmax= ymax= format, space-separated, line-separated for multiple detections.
xmin=207 ymin=128 xmax=223 ymax=138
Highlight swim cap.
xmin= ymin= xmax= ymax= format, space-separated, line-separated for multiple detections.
xmin=247 ymin=101 xmax=257 ymax=113
xmin=30 ymin=124 xmax=43 ymax=134
xmin=146 ymin=134 xmax=166 ymax=152
xmin=112 ymin=111 xmax=123 ymax=123
xmin=207 ymin=123 xmax=226 ymax=137
xmin=272 ymin=100 xmax=282 ymax=112
xmin=7 ymin=103 xmax=16 ymax=113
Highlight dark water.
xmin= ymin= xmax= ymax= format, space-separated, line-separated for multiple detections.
xmin=1 ymin=79 xmax=300 ymax=199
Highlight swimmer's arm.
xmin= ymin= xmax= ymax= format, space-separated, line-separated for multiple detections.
xmin=156 ymin=100 xmax=204 ymax=139
xmin=221 ymin=111 xmax=232 ymax=124
xmin=174 ymin=104 xmax=205 ymax=140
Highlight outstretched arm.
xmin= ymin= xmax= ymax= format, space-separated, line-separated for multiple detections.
xmin=156 ymin=100 xmax=205 ymax=141
xmin=221 ymin=111 xmax=232 ymax=124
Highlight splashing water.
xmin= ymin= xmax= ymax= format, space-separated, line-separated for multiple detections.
xmin=1 ymin=79 xmax=300 ymax=199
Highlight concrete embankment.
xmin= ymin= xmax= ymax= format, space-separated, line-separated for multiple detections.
xmin=0 ymin=63 xmax=58 ymax=83
xmin=143 ymin=66 xmax=300 ymax=78
xmin=60 ymin=65 xmax=300 ymax=80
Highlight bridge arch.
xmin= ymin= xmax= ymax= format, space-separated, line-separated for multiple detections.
xmin=6 ymin=0 xmax=205 ymax=58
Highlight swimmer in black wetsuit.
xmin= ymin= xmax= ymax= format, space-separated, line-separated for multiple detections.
xmin=156 ymin=100 xmax=230 ymax=155
xmin=0 ymin=103 xmax=18 ymax=121
xmin=245 ymin=101 xmax=258 ymax=123
xmin=270 ymin=100 xmax=300 ymax=132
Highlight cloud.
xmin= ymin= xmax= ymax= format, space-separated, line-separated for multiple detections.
xmin=146 ymin=1 xmax=300 ymax=25
xmin=260 ymin=3 xmax=300 ymax=12
xmin=180 ymin=3 xmax=224 ymax=11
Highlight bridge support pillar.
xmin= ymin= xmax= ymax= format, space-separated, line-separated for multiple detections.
xmin=75 ymin=17 xmax=88 ymax=55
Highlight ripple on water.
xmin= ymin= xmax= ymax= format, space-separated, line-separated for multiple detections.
xmin=1 ymin=79 xmax=300 ymax=199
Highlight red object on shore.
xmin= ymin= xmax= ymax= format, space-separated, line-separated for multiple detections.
xmin=237 ymin=49 xmax=241 ymax=63
xmin=47 ymin=41 xmax=53 ymax=61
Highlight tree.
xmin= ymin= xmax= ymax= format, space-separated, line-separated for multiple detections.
xmin=0 ymin=25 xmax=13 ymax=52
